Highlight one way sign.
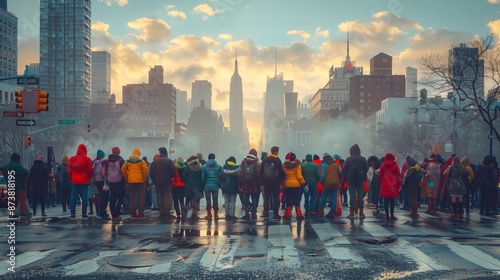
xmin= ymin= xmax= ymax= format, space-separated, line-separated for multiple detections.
xmin=16 ymin=119 xmax=36 ymax=126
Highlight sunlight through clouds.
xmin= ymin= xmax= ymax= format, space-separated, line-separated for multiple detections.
xmin=193 ymin=4 xmax=220 ymax=20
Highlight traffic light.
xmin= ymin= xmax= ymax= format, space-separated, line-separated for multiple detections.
xmin=87 ymin=124 xmax=91 ymax=132
xmin=37 ymin=90 xmax=49 ymax=112
xmin=25 ymin=135 xmax=31 ymax=147
xmin=15 ymin=90 xmax=23 ymax=110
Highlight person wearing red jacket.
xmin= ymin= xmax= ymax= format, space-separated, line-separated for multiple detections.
xmin=67 ymin=144 xmax=93 ymax=219
xmin=379 ymin=153 xmax=402 ymax=220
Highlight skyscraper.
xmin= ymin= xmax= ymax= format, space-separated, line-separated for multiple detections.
xmin=449 ymin=43 xmax=484 ymax=98
xmin=176 ymin=89 xmax=189 ymax=124
xmin=406 ymin=67 xmax=418 ymax=98
xmin=91 ymin=51 xmax=111 ymax=104
xmin=40 ymin=0 xmax=92 ymax=118
xmin=191 ymin=80 xmax=212 ymax=110
xmin=229 ymin=52 xmax=243 ymax=139
xmin=0 ymin=1 xmax=17 ymax=79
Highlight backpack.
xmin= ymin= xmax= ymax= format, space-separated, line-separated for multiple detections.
xmin=262 ymin=162 xmax=277 ymax=181
xmin=239 ymin=162 xmax=256 ymax=183
xmin=348 ymin=161 xmax=366 ymax=183
xmin=106 ymin=160 xmax=122 ymax=183
xmin=324 ymin=162 xmax=341 ymax=191
xmin=92 ymin=160 xmax=104 ymax=181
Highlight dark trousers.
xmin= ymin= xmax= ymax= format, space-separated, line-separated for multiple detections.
xmin=172 ymin=187 xmax=185 ymax=216
xmin=384 ymin=197 xmax=396 ymax=216
xmin=243 ymin=192 xmax=260 ymax=214
xmin=32 ymin=193 xmax=46 ymax=214
xmin=109 ymin=189 xmax=125 ymax=218
xmin=94 ymin=181 xmax=109 ymax=216
xmin=61 ymin=188 xmax=71 ymax=211
xmin=284 ymin=187 xmax=301 ymax=207
xmin=263 ymin=183 xmax=280 ymax=215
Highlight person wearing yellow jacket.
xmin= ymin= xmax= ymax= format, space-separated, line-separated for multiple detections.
xmin=283 ymin=152 xmax=306 ymax=219
xmin=121 ymin=148 xmax=149 ymax=219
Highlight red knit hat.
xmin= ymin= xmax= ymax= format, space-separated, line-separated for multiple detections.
xmin=285 ymin=152 xmax=296 ymax=161
xmin=112 ymin=147 xmax=121 ymax=155
xmin=35 ymin=155 xmax=44 ymax=162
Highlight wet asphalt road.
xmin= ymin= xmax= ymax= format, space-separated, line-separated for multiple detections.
xmin=0 ymin=204 xmax=499 ymax=280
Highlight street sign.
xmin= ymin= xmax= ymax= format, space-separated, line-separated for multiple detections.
xmin=3 ymin=111 xmax=24 ymax=118
xmin=17 ymin=78 xmax=38 ymax=85
xmin=16 ymin=119 xmax=35 ymax=126
xmin=58 ymin=119 xmax=76 ymax=125
xmin=488 ymin=134 xmax=497 ymax=139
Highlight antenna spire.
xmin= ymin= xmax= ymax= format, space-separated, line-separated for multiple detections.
xmin=346 ymin=25 xmax=351 ymax=63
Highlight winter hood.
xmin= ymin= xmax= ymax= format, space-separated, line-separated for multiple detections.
xmin=349 ymin=144 xmax=361 ymax=156
xmin=283 ymin=159 xmax=301 ymax=169
xmin=128 ymin=148 xmax=142 ymax=162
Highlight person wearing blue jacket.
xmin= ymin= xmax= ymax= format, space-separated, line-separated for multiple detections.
xmin=201 ymin=153 xmax=222 ymax=220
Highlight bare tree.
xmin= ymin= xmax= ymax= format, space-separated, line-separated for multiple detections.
xmin=376 ymin=120 xmax=427 ymax=161
xmin=419 ymin=35 xmax=500 ymax=147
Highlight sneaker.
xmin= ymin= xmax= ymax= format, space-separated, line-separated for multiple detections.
xmin=82 ymin=215 xmax=88 ymax=219
xmin=41 ymin=212 xmax=47 ymax=217
xmin=33 ymin=211 xmax=36 ymax=216
xmin=70 ymin=215 xmax=76 ymax=219
xmin=137 ymin=214 xmax=146 ymax=219
xmin=131 ymin=214 xmax=138 ymax=219
xmin=88 ymin=211 xmax=94 ymax=216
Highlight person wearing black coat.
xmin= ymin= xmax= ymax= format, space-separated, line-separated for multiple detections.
xmin=477 ymin=155 xmax=497 ymax=215
xmin=28 ymin=155 xmax=50 ymax=216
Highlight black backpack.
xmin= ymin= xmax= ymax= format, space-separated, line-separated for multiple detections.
xmin=261 ymin=162 xmax=277 ymax=181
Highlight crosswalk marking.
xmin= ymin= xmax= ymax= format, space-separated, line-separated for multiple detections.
xmin=0 ymin=249 xmax=57 ymax=275
xmin=268 ymin=225 xmax=301 ymax=268
xmin=200 ymin=236 xmax=241 ymax=271
xmin=131 ymin=263 xmax=172 ymax=274
xmin=438 ymin=239 xmax=500 ymax=271
xmin=64 ymin=250 xmax=121 ymax=276
xmin=361 ymin=224 xmax=450 ymax=271
xmin=311 ymin=223 xmax=365 ymax=263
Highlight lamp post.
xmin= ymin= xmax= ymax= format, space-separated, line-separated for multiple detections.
xmin=489 ymin=105 xmax=500 ymax=156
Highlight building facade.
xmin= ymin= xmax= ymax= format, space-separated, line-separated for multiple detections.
xmin=40 ymin=0 xmax=92 ymax=119
xmin=122 ymin=65 xmax=176 ymax=157
xmin=449 ymin=43 xmax=485 ymax=98
xmin=191 ymin=80 xmax=212 ymax=110
xmin=91 ymin=51 xmax=111 ymax=104
xmin=176 ymin=89 xmax=189 ymax=124
xmin=406 ymin=66 xmax=417 ymax=98
xmin=310 ymin=35 xmax=363 ymax=122
xmin=0 ymin=1 xmax=17 ymax=80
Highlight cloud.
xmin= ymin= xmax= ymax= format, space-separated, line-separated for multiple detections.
xmin=488 ymin=19 xmax=500 ymax=40
xmin=193 ymin=4 xmax=219 ymax=20
xmin=167 ymin=10 xmax=187 ymax=20
xmin=487 ymin=0 xmax=500 ymax=3
xmin=315 ymin=27 xmax=329 ymax=38
xmin=165 ymin=4 xmax=175 ymax=10
xmin=127 ymin=18 xmax=172 ymax=46
xmin=287 ymin=30 xmax=311 ymax=42
xmin=99 ymin=0 xmax=128 ymax=7
xmin=218 ymin=33 xmax=233 ymax=40
xmin=92 ymin=21 xmax=116 ymax=47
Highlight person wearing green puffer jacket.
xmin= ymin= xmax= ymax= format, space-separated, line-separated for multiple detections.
xmin=183 ymin=156 xmax=203 ymax=219
xmin=201 ymin=153 xmax=222 ymax=220
xmin=3 ymin=153 xmax=29 ymax=217
xmin=301 ymin=154 xmax=321 ymax=216
xmin=222 ymin=156 xmax=240 ymax=220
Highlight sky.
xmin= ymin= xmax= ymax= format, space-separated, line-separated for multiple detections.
xmin=9 ymin=0 xmax=500 ymax=148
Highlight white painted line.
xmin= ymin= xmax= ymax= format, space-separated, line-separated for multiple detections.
xmin=267 ymin=225 xmax=301 ymax=268
xmin=200 ymin=236 xmax=240 ymax=271
xmin=439 ymin=239 xmax=500 ymax=270
xmin=362 ymin=225 xmax=449 ymax=271
xmin=0 ymin=249 xmax=57 ymax=275
xmin=64 ymin=250 xmax=121 ymax=276
xmin=311 ymin=223 xmax=365 ymax=263
xmin=131 ymin=263 xmax=172 ymax=274
xmin=392 ymin=239 xmax=450 ymax=271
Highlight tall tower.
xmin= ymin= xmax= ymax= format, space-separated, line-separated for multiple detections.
xmin=0 ymin=0 xmax=17 ymax=79
xmin=191 ymin=80 xmax=212 ymax=110
xmin=40 ymin=0 xmax=92 ymax=118
xmin=405 ymin=66 xmax=418 ymax=98
xmin=229 ymin=51 xmax=243 ymax=138
xmin=91 ymin=51 xmax=111 ymax=104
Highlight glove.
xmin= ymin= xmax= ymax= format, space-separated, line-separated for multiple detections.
xmin=304 ymin=185 xmax=309 ymax=193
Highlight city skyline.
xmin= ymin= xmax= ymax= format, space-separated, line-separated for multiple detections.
xmin=9 ymin=0 xmax=500 ymax=148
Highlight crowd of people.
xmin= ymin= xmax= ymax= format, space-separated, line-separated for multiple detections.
xmin=3 ymin=143 xmax=500 ymax=221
